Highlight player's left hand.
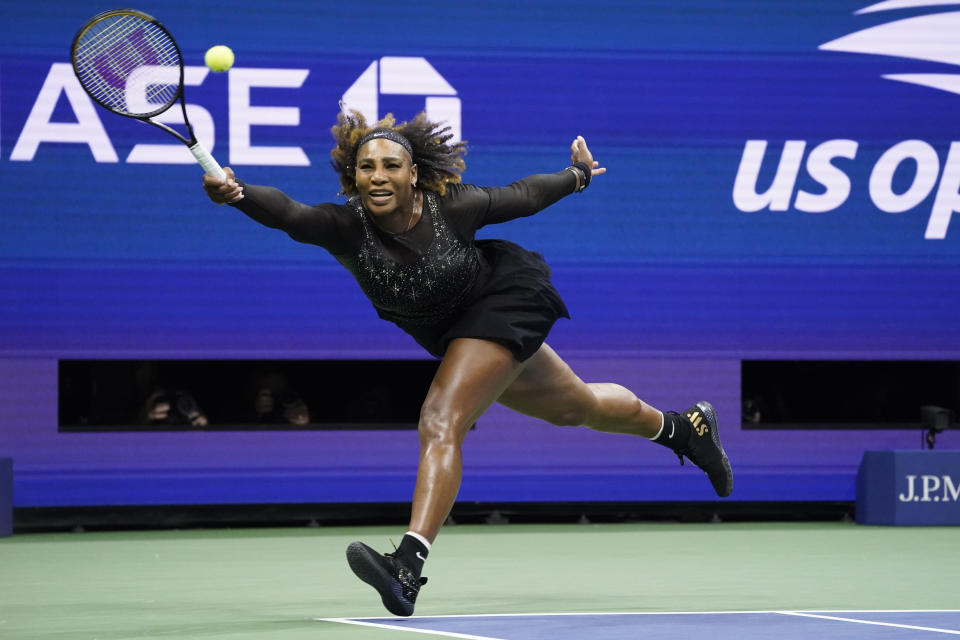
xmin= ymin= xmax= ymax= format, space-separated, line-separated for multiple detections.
xmin=570 ymin=135 xmax=607 ymax=177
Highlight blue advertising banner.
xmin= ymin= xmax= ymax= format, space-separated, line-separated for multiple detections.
xmin=3 ymin=2 xmax=960 ymax=260
xmin=857 ymin=450 xmax=960 ymax=525
xmin=1 ymin=1 xmax=957 ymax=507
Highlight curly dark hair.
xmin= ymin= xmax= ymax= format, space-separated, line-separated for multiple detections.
xmin=330 ymin=110 xmax=467 ymax=197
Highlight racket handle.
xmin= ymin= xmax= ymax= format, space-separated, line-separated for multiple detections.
xmin=189 ymin=141 xmax=226 ymax=182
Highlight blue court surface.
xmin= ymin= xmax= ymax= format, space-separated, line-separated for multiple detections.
xmin=322 ymin=611 xmax=960 ymax=639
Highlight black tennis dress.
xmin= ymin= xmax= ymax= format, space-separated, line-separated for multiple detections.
xmin=231 ymin=170 xmax=579 ymax=361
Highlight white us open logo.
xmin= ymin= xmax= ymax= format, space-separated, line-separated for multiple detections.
xmin=731 ymin=1 xmax=960 ymax=239
xmin=340 ymin=57 xmax=461 ymax=142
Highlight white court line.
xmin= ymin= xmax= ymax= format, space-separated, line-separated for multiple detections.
xmin=777 ymin=611 xmax=960 ymax=635
xmin=325 ymin=609 xmax=960 ymax=621
xmin=319 ymin=610 xmax=960 ymax=638
xmin=319 ymin=617 xmax=506 ymax=640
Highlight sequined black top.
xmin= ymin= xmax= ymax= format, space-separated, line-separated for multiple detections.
xmin=339 ymin=191 xmax=479 ymax=325
xmin=230 ymin=170 xmax=579 ymax=324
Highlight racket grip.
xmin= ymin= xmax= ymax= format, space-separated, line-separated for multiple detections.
xmin=189 ymin=141 xmax=226 ymax=182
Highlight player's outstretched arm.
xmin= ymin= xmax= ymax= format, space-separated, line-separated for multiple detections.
xmin=201 ymin=168 xmax=350 ymax=250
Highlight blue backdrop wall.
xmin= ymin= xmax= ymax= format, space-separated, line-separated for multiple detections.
xmin=1 ymin=1 xmax=957 ymax=507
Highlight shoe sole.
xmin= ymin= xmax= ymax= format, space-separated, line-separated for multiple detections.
xmin=696 ymin=401 xmax=734 ymax=498
xmin=346 ymin=542 xmax=414 ymax=617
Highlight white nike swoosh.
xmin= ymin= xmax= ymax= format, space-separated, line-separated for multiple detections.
xmin=416 ymin=551 xmax=426 ymax=562
xmin=668 ymin=424 xmax=675 ymax=439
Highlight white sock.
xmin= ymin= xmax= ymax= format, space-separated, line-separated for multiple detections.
xmin=647 ymin=410 xmax=665 ymax=440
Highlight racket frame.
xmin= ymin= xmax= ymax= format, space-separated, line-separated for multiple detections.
xmin=70 ymin=8 xmax=224 ymax=179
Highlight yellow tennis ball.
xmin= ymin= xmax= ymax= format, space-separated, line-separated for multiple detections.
xmin=204 ymin=45 xmax=234 ymax=72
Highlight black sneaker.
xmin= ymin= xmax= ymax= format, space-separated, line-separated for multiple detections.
xmin=346 ymin=541 xmax=427 ymax=617
xmin=675 ymin=401 xmax=733 ymax=497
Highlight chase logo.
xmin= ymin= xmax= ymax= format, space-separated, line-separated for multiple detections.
xmin=341 ymin=57 xmax=460 ymax=142
xmin=7 ymin=56 xmax=459 ymax=168
xmin=732 ymin=1 xmax=960 ymax=239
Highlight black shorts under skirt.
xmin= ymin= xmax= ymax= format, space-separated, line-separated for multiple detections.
xmin=392 ymin=239 xmax=570 ymax=362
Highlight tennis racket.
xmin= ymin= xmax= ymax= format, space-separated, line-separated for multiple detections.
xmin=70 ymin=8 xmax=225 ymax=181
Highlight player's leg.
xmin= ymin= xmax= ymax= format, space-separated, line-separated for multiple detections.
xmin=497 ymin=343 xmax=732 ymax=497
xmin=496 ymin=342 xmax=660 ymax=434
xmin=347 ymin=337 xmax=527 ymax=616
xmin=407 ymin=337 xmax=527 ymax=540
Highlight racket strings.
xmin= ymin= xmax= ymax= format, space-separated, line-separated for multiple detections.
xmin=75 ymin=16 xmax=178 ymax=76
xmin=73 ymin=13 xmax=180 ymax=115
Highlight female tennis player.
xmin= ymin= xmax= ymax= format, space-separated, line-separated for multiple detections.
xmin=202 ymin=111 xmax=732 ymax=617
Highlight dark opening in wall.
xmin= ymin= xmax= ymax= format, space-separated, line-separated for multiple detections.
xmin=741 ymin=360 xmax=960 ymax=429
xmin=59 ymin=359 xmax=440 ymax=431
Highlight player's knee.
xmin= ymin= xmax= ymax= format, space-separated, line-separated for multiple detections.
xmin=417 ymin=402 xmax=464 ymax=446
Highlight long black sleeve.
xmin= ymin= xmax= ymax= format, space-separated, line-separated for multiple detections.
xmin=442 ymin=170 xmax=579 ymax=233
xmin=229 ymin=184 xmax=359 ymax=255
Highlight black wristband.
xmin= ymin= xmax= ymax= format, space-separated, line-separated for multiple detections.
xmin=571 ymin=161 xmax=592 ymax=191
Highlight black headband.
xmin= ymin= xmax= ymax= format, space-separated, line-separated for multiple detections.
xmin=358 ymin=129 xmax=414 ymax=159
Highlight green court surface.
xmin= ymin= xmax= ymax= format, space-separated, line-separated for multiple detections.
xmin=1 ymin=521 xmax=956 ymax=639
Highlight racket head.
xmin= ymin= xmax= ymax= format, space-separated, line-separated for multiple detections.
xmin=70 ymin=8 xmax=184 ymax=119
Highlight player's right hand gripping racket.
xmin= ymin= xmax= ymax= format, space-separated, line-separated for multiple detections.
xmin=70 ymin=8 xmax=226 ymax=181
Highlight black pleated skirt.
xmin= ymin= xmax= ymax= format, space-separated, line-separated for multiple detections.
xmin=393 ymin=239 xmax=570 ymax=362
